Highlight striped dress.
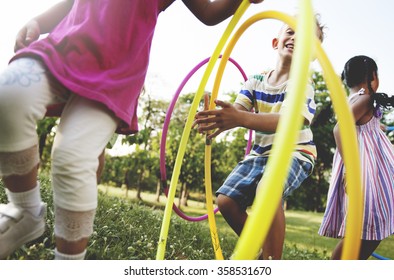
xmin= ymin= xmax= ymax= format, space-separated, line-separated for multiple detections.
xmin=319 ymin=116 xmax=394 ymax=240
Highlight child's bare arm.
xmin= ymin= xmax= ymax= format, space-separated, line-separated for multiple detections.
xmin=14 ymin=0 xmax=74 ymax=51
xmin=182 ymin=0 xmax=263 ymax=26
xmin=334 ymin=93 xmax=372 ymax=157
xmin=194 ymin=99 xmax=280 ymax=139
xmin=348 ymin=93 xmax=373 ymax=124
xmin=333 ymin=123 xmax=343 ymax=156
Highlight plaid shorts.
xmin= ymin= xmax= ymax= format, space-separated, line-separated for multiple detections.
xmin=216 ymin=156 xmax=313 ymax=210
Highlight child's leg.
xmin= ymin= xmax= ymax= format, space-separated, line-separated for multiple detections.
xmin=331 ymin=239 xmax=381 ymax=260
xmin=258 ymin=158 xmax=312 ymax=260
xmin=217 ymin=194 xmax=284 ymax=260
xmin=0 ymin=57 xmax=69 ymax=185
xmin=217 ymin=194 xmax=247 ymax=236
xmin=359 ymin=240 xmax=381 ymax=259
xmin=217 ymin=156 xmax=270 ymax=259
xmin=2 ymin=167 xmax=38 ymax=192
xmin=253 ymin=183 xmax=285 ymax=260
xmin=51 ymin=94 xmax=117 ymax=259
xmin=0 ymin=58 xmax=55 ymax=182
xmin=262 ymin=201 xmax=285 ymax=260
xmin=331 ymin=240 xmax=343 ymax=259
xmin=0 ymin=58 xmax=64 ymax=259
xmin=54 ymin=207 xmax=94 ymax=258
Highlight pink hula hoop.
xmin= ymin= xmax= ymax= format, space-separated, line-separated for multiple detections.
xmin=160 ymin=55 xmax=249 ymax=222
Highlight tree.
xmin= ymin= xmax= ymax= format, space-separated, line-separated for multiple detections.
xmin=164 ymin=92 xmax=206 ymax=207
xmin=124 ymin=148 xmax=157 ymax=199
xmin=121 ymin=89 xmax=168 ymax=200
xmin=101 ymin=154 xmax=129 ymax=188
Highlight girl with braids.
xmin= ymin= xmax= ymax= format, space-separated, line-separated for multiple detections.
xmin=319 ymin=55 xmax=394 ymax=259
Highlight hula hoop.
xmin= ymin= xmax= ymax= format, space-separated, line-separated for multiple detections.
xmin=157 ymin=0 xmax=362 ymax=261
xmin=156 ymin=0 xmax=250 ymax=260
xmin=372 ymin=252 xmax=391 ymax=260
xmin=213 ymin=6 xmax=314 ymax=259
xmin=386 ymin=126 xmax=394 ymax=131
xmin=160 ymin=56 xmax=248 ymax=222
xmin=221 ymin=1 xmax=362 ymax=260
xmin=315 ymin=29 xmax=363 ymax=260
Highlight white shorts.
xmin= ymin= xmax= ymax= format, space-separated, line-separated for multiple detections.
xmin=0 ymin=57 xmax=118 ymax=211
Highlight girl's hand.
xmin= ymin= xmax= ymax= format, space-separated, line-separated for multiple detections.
xmin=14 ymin=20 xmax=41 ymax=52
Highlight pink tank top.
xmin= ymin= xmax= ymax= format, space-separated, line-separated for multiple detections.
xmin=12 ymin=0 xmax=171 ymax=134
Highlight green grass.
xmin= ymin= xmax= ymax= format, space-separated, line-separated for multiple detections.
xmin=99 ymin=185 xmax=394 ymax=260
xmin=1 ymin=179 xmax=393 ymax=260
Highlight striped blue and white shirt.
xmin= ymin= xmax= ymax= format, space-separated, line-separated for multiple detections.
xmin=235 ymin=71 xmax=317 ymax=165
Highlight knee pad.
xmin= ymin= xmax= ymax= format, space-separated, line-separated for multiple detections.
xmin=0 ymin=145 xmax=39 ymax=177
xmin=54 ymin=206 xmax=96 ymax=242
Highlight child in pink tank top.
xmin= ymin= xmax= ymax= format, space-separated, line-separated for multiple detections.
xmin=0 ymin=0 xmax=263 ymax=260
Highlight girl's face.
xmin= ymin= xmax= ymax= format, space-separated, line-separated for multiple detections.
xmin=371 ymin=71 xmax=380 ymax=93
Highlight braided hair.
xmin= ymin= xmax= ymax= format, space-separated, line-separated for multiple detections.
xmin=374 ymin=92 xmax=394 ymax=109
xmin=341 ymin=55 xmax=393 ymax=116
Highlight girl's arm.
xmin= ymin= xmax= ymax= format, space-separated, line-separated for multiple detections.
xmin=14 ymin=0 xmax=74 ymax=51
xmin=348 ymin=93 xmax=373 ymax=125
xmin=334 ymin=92 xmax=373 ymax=157
xmin=182 ymin=0 xmax=263 ymax=26
xmin=333 ymin=123 xmax=343 ymax=156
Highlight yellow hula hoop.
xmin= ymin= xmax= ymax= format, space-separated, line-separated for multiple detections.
xmin=204 ymin=141 xmax=224 ymax=259
xmin=223 ymin=4 xmax=315 ymax=259
xmin=203 ymin=89 xmax=224 ymax=259
xmin=314 ymin=43 xmax=363 ymax=260
xmin=210 ymin=1 xmax=362 ymax=260
xmin=156 ymin=0 xmax=250 ymax=260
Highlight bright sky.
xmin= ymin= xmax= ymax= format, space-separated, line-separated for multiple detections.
xmin=0 ymin=0 xmax=392 ymax=100
xmin=150 ymin=0 xmax=394 ymax=99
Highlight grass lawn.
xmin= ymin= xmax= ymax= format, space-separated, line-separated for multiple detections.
xmin=98 ymin=185 xmax=394 ymax=260
xmin=1 ymin=179 xmax=392 ymax=260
